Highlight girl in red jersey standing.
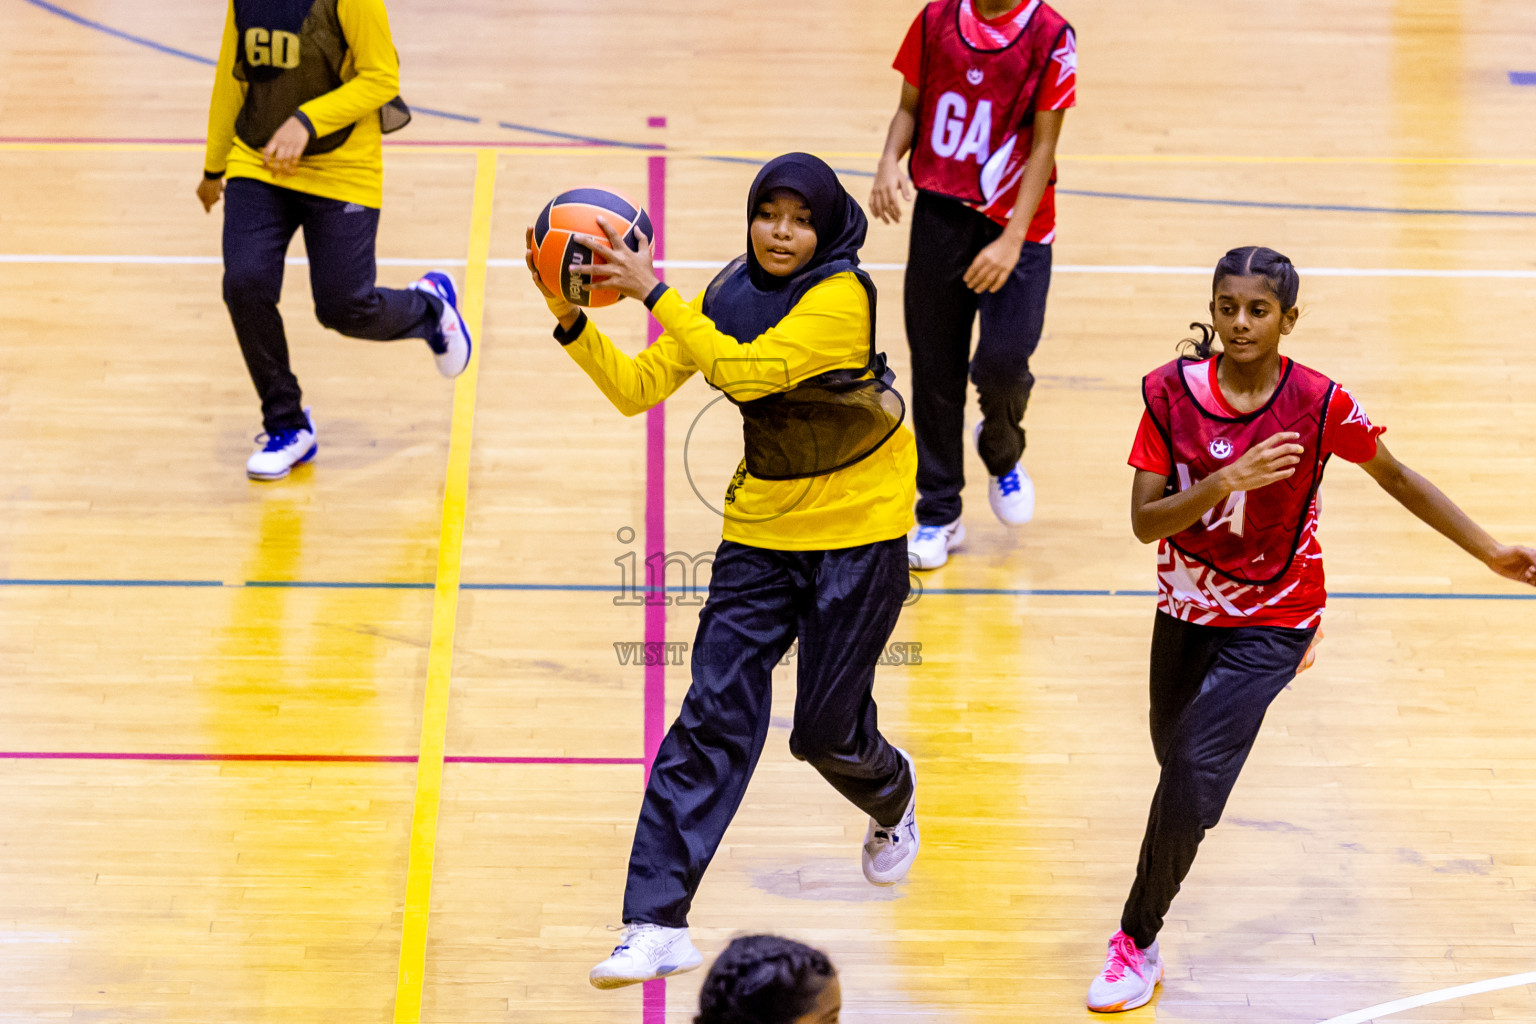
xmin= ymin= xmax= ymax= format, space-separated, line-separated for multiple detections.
xmin=871 ymin=0 xmax=1077 ymax=569
xmin=1087 ymin=246 xmax=1536 ymax=1013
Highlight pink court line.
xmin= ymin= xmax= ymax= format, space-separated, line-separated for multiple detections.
xmin=383 ymin=139 xmax=596 ymax=148
xmin=642 ymin=118 xmax=669 ymax=1024
xmin=0 ymin=136 xmax=598 ymax=148
xmin=0 ymin=752 xmax=644 ymax=765
xmin=0 ymin=136 xmax=204 ymax=144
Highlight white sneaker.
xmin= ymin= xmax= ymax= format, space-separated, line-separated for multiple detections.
xmin=1086 ymin=930 xmax=1163 ymax=1013
xmin=862 ymin=747 xmax=918 ymax=885
xmin=588 ymin=923 xmax=703 ymax=990
xmin=246 ymin=408 xmax=316 ymax=481
xmin=975 ymin=422 xmax=1034 ymax=525
xmin=409 ymin=270 xmax=472 ymax=378
xmin=908 ymin=519 xmax=964 ymax=570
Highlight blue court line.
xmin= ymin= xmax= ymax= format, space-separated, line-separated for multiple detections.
xmin=465 ymin=582 xmax=635 ymax=592
xmin=245 ymin=580 xmax=430 ymax=590
xmin=21 ymin=0 xmax=215 ymax=64
xmin=496 ymin=120 xmax=662 ymax=149
xmin=0 ymin=578 xmax=225 ymax=587
xmin=26 ymin=0 xmax=1536 ymax=220
xmin=921 ymin=587 xmax=1158 ymax=597
xmin=414 ymin=106 xmax=480 ymax=124
xmin=17 ymin=0 xmax=480 ymax=123
xmin=2 ymin=578 xmax=1532 ymax=600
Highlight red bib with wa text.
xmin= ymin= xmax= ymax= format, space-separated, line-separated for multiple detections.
xmin=909 ymin=0 xmax=1072 ymax=210
xmin=1143 ymin=357 xmax=1336 ymax=586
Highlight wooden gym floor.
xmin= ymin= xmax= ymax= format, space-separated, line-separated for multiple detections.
xmin=1 ymin=1 xmax=1534 ymax=1021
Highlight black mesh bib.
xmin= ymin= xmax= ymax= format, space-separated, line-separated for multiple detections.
xmin=703 ymin=259 xmax=906 ymax=481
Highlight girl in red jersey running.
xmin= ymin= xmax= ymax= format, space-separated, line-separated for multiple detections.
xmin=1086 ymin=246 xmax=1536 ymax=1013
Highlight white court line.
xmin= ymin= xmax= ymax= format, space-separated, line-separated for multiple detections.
xmin=0 ymin=254 xmax=465 ymax=267
xmin=1316 ymin=971 xmax=1536 ymax=1024
xmin=3 ymin=254 xmax=1536 ymax=278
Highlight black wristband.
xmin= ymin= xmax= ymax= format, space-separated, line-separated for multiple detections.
xmin=203 ymin=169 xmax=226 ymax=180
xmin=642 ymin=282 xmax=670 ymax=310
xmin=293 ymin=110 xmax=318 ymax=139
xmin=553 ymin=311 xmax=589 ymax=346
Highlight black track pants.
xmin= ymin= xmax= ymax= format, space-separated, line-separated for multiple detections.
xmin=904 ymin=191 xmax=1052 ymax=526
xmin=221 ymin=178 xmax=441 ymax=434
xmin=621 ymin=537 xmax=915 ymax=928
xmin=1120 ymin=611 xmax=1317 ymax=948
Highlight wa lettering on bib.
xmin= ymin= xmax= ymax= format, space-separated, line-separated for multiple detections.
xmin=1142 ymin=357 xmax=1336 ymax=587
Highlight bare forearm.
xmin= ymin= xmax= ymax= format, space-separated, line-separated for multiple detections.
xmin=879 ymin=107 xmax=916 ymax=166
xmin=1132 ymin=474 xmax=1232 ymax=543
xmin=1380 ymin=463 xmax=1500 ymax=563
xmin=1002 ymin=139 xmax=1055 ymax=242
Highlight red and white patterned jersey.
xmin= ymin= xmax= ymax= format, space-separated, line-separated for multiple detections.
xmin=1129 ymin=356 xmax=1387 ymax=628
xmin=893 ymin=0 xmax=1077 ymax=240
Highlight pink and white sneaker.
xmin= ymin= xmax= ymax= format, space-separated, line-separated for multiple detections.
xmin=1086 ymin=930 xmax=1163 ymax=1012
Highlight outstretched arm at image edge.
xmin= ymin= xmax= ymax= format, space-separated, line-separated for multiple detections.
xmin=1360 ymin=440 xmax=1536 ymax=586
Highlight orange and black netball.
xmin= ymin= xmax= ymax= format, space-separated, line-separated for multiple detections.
xmin=531 ymin=188 xmax=653 ymax=308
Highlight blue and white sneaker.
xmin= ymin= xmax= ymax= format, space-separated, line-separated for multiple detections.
xmin=408 ymin=270 xmax=472 ymax=378
xmin=908 ymin=519 xmax=964 ymax=570
xmin=247 ymin=408 xmax=316 ymax=481
xmin=588 ymin=923 xmax=703 ymax=990
xmin=975 ymin=421 xmax=1035 ymax=526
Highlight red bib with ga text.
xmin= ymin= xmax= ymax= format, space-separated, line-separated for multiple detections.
xmin=1142 ymin=357 xmax=1336 ymax=586
xmin=908 ymin=0 xmax=1073 ymax=219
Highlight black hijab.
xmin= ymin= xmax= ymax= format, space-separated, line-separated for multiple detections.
xmin=703 ymin=152 xmax=870 ymax=345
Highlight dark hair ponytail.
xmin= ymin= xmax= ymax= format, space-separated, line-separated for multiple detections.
xmin=1181 ymin=245 xmax=1301 ymax=358
xmin=695 ymin=935 xmax=835 ymax=1024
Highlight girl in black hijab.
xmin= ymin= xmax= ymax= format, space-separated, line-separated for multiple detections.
xmin=525 ymin=153 xmax=920 ymax=990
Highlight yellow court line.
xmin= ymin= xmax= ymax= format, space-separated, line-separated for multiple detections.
xmin=391 ymin=147 xmax=496 ymax=1024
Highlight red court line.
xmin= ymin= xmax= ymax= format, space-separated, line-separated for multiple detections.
xmin=0 ymin=751 xmax=643 ymax=765
xmin=0 ymin=136 xmax=595 ymax=148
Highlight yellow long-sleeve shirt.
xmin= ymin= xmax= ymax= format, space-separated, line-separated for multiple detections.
xmin=204 ymin=0 xmax=400 ymax=208
xmin=562 ymin=273 xmax=917 ymax=551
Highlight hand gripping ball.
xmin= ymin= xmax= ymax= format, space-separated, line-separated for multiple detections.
xmin=531 ymin=188 xmax=654 ymax=308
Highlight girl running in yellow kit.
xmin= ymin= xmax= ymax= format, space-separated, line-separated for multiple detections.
xmin=199 ymin=0 xmax=470 ymax=480
xmin=525 ymin=153 xmax=920 ymax=989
